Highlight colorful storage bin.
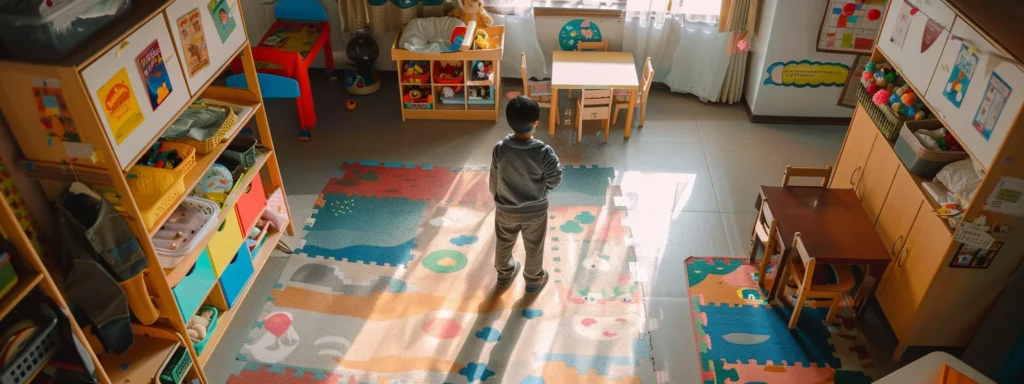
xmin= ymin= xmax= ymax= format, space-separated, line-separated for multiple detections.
xmin=140 ymin=179 xmax=186 ymax=230
xmin=894 ymin=121 xmax=969 ymax=178
xmin=127 ymin=141 xmax=196 ymax=197
xmin=235 ymin=173 xmax=267 ymax=235
xmin=171 ymin=250 xmax=216 ymax=322
xmin=207 ymin=208 xmax=244 ymax=277
xmin=218 ymin=245 xmax=254 ymax=308
xmin=192 ymin=306 xmax=219 ymax=355
xmin=159 ymin=347 xmax=192 ymax=384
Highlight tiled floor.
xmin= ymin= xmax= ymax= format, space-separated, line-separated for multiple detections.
xmin=202 ymin=73 xmax=859 ymax=383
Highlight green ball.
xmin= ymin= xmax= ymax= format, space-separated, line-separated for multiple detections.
xmin=865 ymin=62 xmax=877 ymax=72
xmin=884 ymin=72 xmax=896 ymax=83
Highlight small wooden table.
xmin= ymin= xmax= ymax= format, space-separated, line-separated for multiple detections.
xmin=759 ymin=186 xmax=891 ymax=307
xmin=549 ymin=51 xmax=640 ymax=138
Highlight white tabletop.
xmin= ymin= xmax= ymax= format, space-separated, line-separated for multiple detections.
xmin=875 ymin=352 xmax=994 ymax=384
xmin=551 ymin=51 xmax=639 ymax=89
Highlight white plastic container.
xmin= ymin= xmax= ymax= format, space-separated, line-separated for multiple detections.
xmin=154 ymin=197 xmax=220 ymax=268
xmin=0 ymin=0 xmax=132 ymax=60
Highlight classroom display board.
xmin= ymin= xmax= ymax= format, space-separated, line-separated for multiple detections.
xmin=816 ymin=0 xmax=887 ymax=55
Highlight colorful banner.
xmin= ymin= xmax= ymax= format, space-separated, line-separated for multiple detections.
xmin=763 ymin=60 xmax=850 ymax=88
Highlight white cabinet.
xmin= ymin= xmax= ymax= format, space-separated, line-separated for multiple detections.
xmin=165 ymin=0 xmax=246 ymax=95
xmin=925 ymin=17 xmax=1024 ymax=168
xmin=81 ymin=15 xmax=190 ymax=169
xmin=877 ymin=0 xmax=953 ymax=91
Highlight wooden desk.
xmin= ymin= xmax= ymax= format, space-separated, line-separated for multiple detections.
xmin=759 ymin=186 xmax=891 ymax=305
xmin=875 ymin=351 xmax=994 ymax=384
xmin=549 ymin=51 xmax=640 ymax=138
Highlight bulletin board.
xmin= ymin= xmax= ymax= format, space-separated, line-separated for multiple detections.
xmin=816 ymin=0 xmax=887 ymax=55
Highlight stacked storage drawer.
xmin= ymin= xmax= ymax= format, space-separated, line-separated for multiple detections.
xmin=172 ymin=250 xmax=216 ymax=321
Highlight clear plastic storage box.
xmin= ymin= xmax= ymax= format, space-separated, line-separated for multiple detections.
xmin=0 ymin=0 xmax=132 ymax=60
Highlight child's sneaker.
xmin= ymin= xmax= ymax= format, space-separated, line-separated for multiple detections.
xmin=497 ymin=260 xmax=521 ymax=289
xmin=525 ymin=271 xmax=549 ymax=294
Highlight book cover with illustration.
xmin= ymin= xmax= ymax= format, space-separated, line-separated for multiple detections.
xmin=136 ymin=40 xmax=173 ymax=110
xmin=208 ymin=0 xmax=237 ymax=43
xmin=177 ymin=8 xmax=211 ymax=77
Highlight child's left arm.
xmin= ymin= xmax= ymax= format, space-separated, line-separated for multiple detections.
xmin=544 ymin=147 xmax=562 ymax=191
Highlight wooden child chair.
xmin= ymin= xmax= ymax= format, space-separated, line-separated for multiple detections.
xmin=749 ymin=201 xmax=778 ymax=292
xmin=613 ymin=56 xmax=654 ymax=128
xmin=785 ymin=232 xmax=855 ymax=329
xmin=520 ymin=52 xmax=552 ymax=109
xmin=577 ymin=89 xmax=612 ymax=142
xmin=577 ymin=41 xmax=609 ymax=51
xmin=782 ymin=165 xmax=833 ymax=187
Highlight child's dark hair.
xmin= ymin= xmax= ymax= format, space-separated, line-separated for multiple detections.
xmin=506 ymin=95 xmax=540 ymax=134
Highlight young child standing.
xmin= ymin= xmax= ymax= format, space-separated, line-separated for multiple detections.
xmin=490 ymin=96 xmax=562 ymax=293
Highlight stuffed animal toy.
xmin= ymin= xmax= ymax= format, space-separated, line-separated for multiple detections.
xmin=449 ymin=0 xmax=493 ymax=27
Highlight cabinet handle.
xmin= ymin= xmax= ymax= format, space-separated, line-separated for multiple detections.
xmin=897 ymin=246 xmax=910 ymax=268
xmin=891 ymin=233 xmax=904 ymax=256
xmin=850 ymin=166 xmax=862 ymax=186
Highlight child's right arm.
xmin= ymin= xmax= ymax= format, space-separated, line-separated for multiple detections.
xmin=489 ymin=146 xmax=498 ymax=197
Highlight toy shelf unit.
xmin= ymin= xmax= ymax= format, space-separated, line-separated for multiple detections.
xmin=392 ymin=25 xmax=504 ymax=121
xmin=831 ymin=0 xmax=1024 ymax=362
xmin=0 ymin=0 xmax=293 ymax=383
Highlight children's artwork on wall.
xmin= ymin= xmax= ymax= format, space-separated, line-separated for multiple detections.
xmin=838 ymin=55 xmax=872 ymax=107
xmin=950 ymin=241 xmax=1002 ymax=269
xmin=921 ymin=18 xmax=944 ymax=53
xmin=31 ymin=78 xmax=80 ymax=144
xmin=943 ymin=43 xmax=979 ymax=108
xmin=208 ymin=0 xmax=236 ymax=43
xmin=816 ymin=0 xmax=887 ymax=55
xmin=136 ymin=40 xmax=174 ymax=110
xmin=558 ymin=19 xmax=602 ymax=51
xmin=888 ymin=1 xmax=912 ymax=49
xmin=177 ymin=8 xmax=211 ymax=77
xmin=763 ymin=60 xmax=849 ymax=88
xmin=972 ymin=72 xmax=1011 ymax=141
xmin=96 ymin=68 xmax=145 ymax=144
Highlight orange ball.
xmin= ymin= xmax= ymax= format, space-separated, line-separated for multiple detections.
xmin=346 ymin=99 xmax=357 ymax=111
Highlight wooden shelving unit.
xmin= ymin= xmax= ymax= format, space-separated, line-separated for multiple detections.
xmin=0 ymin=0 xmax=294 ymax=382
xmin=392 ymin=26 xmax=504 ymax=121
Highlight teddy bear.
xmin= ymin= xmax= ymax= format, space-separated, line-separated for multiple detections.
xmin=448 ymin=0 xmax=493 ymax=28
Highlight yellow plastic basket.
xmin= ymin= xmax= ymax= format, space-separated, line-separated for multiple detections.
xmin=140 ymin=179 xmax=186 ymax=230
xmin=127 ymin=142 xmax=196 ymax=197
xmin=169 ymin=105 xmax=237 ymax=154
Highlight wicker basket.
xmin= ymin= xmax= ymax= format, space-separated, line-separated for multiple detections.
xmin=169 ymin=105 xmax=237 ymax=154
xmin=857 ymin=80 xmax=911 ymax=142
xmin=127 ymin=142 xmax=196 ymax=197
xmin=159 ymin=347 xmax=192 ymax=384
xmin=140 ymin=179 xmax=186 ymax=230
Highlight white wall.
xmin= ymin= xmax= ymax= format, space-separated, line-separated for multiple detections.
xmin=744 ymin=0 xmax=858 ymax=118
xmin=238 ymin=1 xmax=623 ymax=76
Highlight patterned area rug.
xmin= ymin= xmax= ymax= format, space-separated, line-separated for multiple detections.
xmin=229 ymin=162 xmax=655 ymax=383
xmin=684 ymin=256 xmax=874 ymax=384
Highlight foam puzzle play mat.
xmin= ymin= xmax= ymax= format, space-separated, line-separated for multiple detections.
xmin=230 ymin=162 xmax=657 ymax=383
xmin=685 ymin=256 xmax=875 ymax=384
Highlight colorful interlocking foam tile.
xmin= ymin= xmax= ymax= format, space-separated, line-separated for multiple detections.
xmin=230 ymin=162 xmax=655 ymax=383
xmin=684 ymin=256 xmax=875 ymax=384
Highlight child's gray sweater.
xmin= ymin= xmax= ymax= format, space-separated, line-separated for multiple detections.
xmin=489 ymin=135 xmax=563 ymax=214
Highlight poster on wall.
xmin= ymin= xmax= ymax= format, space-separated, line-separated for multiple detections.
xmin=208 ymin=0 xmax=236 ymax=43
xmin=984 ymin=176 xmax=1024 ymax=217
xmin=137 ymin=40 xmax=173 ymax=110
xmin=177 ymin=8 xmax=211 ymax=77
xmin=972 ymin=72 xmax=1011 ymax=141
xmin=763 ymin=60 xmax=849 ymax=88
xmin=558 ymin=19 xmax=602 ymax=51
xmin=950 ymin=241 xmax=1002 ymax=269
xmin=838 ymin=55 xmax=872 ymax=107
xmin=943 ymin=44 xmax=979 ymax=108
xmin=817 ymin=0 xmax=887 ymax=55
xmin=31 ymin=78 xmax=80 ymax=143
xmin=96 ymin=68 xmax=145 ymax=145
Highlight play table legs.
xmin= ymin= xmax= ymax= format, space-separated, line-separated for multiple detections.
xmin=624 ymin=89 xmax=637 ymax=139
xmin=549 ymin=87 xmax=559 ymax=136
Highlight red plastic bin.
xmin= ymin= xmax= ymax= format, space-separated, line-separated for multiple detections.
xmin=235 ymin=173 xmax=268 ymax=236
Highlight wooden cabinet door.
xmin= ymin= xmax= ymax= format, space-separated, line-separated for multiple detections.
xmin=859 ymin=134 xmax=900 ymax=224
xmin=876 ymin=204 xmax=951 ymax=339
xmin=831 ymin=106 xmax=878 ymax=190
xmin=875 ymin=167 xmax=925 ymax=258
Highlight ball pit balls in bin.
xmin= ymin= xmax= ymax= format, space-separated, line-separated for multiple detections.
xmin=346 ymin=99 xmax=357 ymax=110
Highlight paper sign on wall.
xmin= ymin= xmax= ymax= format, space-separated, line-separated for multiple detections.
xmin=763 ymin=60 xmax=850 ymax=88
xmin=888 ymin=2 xmax=912 ymax=49
xmin=984 ymin=177 xmax=1024 ymax=216
xmin=96 ymin=68 xmax=145 ymax=144
xmin=954 ymin=222 xmax=995 ymax=249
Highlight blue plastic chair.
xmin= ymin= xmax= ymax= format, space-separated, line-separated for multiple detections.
xmin=226 ymin=73 xmax=312 ymax=139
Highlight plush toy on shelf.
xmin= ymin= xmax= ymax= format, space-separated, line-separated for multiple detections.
xmin=449 ymin=0 xmax=493 ymax=27
xmin=473 ymin=29 xmax=490 ymax=50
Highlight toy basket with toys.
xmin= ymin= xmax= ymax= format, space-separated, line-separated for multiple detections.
xmin=392 ymin=21 xmax=503 ymax=121
xmin=856 ymin=61 xmax=933 ymax=142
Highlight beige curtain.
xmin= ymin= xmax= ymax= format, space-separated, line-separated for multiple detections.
xmin=716 ymin=0 xmax=757 ymax=103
